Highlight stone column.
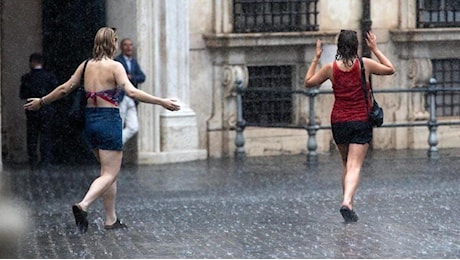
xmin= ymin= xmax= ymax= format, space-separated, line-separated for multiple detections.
xmin=408 ymin=58 xmax=432 ymax=120
xmin=136 ymin=0 xmax=206 ymax=164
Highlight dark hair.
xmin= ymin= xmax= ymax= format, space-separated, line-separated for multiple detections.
xmin=335 ymin=30 xmax=358 ymax=67
xmin=29 ymin=53 xmax=44 ymax=64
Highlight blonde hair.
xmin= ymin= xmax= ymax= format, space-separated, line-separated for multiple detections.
xmin=92 ymin=27 xmax=118 ymax=60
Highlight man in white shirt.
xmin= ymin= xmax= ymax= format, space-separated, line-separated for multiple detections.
xmin=118 ymin=93 xmax=138 ymax=145
xmin=115 ymin=38 xmax=146 ymax=145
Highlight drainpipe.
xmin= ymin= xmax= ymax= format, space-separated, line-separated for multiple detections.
xmin=361 ymin=0 xmax=374 ymax=149
xmin=361 ymin=0 xmax=372 ymax=58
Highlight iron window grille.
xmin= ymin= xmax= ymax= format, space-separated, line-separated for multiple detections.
xmin=431 ymin=59 xmax=460 ymax=117
xmin=233 ymin=0 xmax=319 ymax=33
xmin=417 ymin=0 xmax=460 ymax=28
xmin=243 ymin=66 xmax=294 ymax=125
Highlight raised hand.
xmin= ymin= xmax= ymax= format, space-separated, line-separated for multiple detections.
xmin=365 ymin=31 xmax=377 ymax=51
xmin=315 ymin=39 xmax=322 ymax=59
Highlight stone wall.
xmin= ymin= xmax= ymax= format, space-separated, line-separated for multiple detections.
xmin=1 ymin=0 xmax=42 ymax=163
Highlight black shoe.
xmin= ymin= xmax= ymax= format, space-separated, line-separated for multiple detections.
xmin=340 ymin=206 xmax=359 ymax=223
xmin=104 ymin=219 xmax=127 ymax=230
xmin=72 ymin=205 xmax=89 ymax=233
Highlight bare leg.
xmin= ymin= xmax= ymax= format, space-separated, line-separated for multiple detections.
xmin=76 ymin=149 xmax=123 ymax=217
xmin=336 ymin=144 xmax=349 ymax=195
xmin=102 ymin=180 xmax=118 ymax=226
xmin=340 ymin=143 xmax=369 ymax=209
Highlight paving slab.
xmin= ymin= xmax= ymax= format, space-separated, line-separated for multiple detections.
xmin=2 ymin=148 xmax=460 ymax=258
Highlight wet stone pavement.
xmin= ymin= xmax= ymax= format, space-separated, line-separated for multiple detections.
xmin=2 ymin=148 xmax=460 ymax=258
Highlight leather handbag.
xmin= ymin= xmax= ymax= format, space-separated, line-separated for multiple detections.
xmin=359 ymin=58 xmax=384 ymax=127
xmin=68 ymin=59 xmax=89 ymax=130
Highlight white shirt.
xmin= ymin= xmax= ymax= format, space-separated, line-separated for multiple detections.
xmin=123 ymin=55 xmax=132 ymax=73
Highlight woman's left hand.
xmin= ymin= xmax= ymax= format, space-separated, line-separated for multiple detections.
xmin=23 ymin=98 xmax=42 ymax=111
xmin=161 ymin=98 xmax=181 ymax=111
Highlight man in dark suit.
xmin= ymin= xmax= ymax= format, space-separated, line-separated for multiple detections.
xmin=20 ymin=53 xmax=58 ymax=170
xmin=114 ymin=38 xmax=146 ymax=89
xmin=115 ymin=38 xmax=146 ymax=148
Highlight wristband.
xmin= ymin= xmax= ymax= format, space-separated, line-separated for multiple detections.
xmin=40 ymin=97 xmax=47 ymax=106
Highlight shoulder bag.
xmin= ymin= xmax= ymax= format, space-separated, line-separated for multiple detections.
xmin=68 ymin=59 xmax=89 ymax=130
xmin=359 ymin=58 xmax=384 ymax=127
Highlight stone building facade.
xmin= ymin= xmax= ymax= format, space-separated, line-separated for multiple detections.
xmin=0 ymin=0 xmax=459 ymax=167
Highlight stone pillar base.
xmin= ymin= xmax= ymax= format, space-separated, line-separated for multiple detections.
xmin=160 ymin=108 xmax=200 ymax=150
xmin=137 ymin=108 xmax=207 ymax=164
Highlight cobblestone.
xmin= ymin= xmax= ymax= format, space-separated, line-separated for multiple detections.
xmin=2 ymin=148 xmax=460 ymax=258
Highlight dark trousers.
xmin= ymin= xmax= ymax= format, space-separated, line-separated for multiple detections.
xmin=26 ymin=110 xmax=54 ymax=168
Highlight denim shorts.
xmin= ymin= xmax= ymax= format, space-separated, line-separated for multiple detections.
xmin=331 ymin=121 xmax=373 ymax=145
xmin=84 ymin=107 xmax=122 ymax=151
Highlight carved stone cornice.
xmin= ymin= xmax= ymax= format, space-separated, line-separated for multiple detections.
xmin=391 ymin=28 xmax=460 ymax=43
xmin=407 ymin=58 xmax=432 ymax=121
xmin=222 ymin=65 xmax=248 ymax=97
xmin=204 ymin=32 xmax=338 ymax=49
xmin=407 ymin=58 xmax=432 ymax=88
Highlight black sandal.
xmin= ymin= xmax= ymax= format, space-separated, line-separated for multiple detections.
xmin=72 ymin=204 xmax=89 ymax=233
xmin=340 ymin=206 xmax=359 ymax=223
xmin=104 ymin=219 xmax=127 ymax=230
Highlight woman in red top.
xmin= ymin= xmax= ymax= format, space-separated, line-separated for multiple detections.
xmin=304 ymin=30 xmax=395 ymax=222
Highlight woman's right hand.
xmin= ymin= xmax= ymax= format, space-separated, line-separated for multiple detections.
xmin=23 ymin=98 xmax=42 ymax=111
xmin=314 ymin=39 xmax=322 ymax=60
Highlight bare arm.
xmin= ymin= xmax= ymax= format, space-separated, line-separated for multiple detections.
xmin=304 ymin=39 xmax=332 ymax=88
xmin=365 ymin=31 xmax=395 ymax=76
xmin=114 ymin=63 xmax=180 ymax=111
xmin=23 ymin=62 xmax=85 ymax=111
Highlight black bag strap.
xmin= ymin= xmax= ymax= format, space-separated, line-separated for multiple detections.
xmin=359 ymin=57 xmax=375 ymax=113
xmin=79 ymin=59 xmax=90 ymax=89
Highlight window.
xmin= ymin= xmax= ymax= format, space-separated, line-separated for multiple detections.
xmin=417 ymin=0 xmax=460 ymax=28
xmin=233 ymin=0 xmax=319 ymax=33
xmin=432 ymin=59 xmax=460 ymax=117
xmin=243 ymin=66 xmax=293 ymax=125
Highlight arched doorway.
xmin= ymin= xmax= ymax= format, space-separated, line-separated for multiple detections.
xmin=42 ymin=0 xmax=106 ymax=164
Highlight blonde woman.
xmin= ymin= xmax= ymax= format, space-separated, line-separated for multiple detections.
xmin=24 ymin=27 xmax=180 ymax=233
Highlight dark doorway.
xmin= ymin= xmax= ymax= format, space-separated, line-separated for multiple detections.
xmin=42 ymin=0 xmax=106 ymax=165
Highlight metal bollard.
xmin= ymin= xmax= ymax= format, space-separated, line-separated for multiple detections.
xmin=234 ymin=80 xmax=246 ymax=158
xmin=427 ymin=77 xmax=440 ymax=160
xmin=306 ymin=88 xmax=320 ymax=164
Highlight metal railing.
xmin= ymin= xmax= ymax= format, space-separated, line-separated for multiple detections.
xmin=233 ymin=78 xmax=460 ymax=163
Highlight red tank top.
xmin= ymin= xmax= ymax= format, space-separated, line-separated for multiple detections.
xmin=330 ymin=59 xmax=371 ymax=123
